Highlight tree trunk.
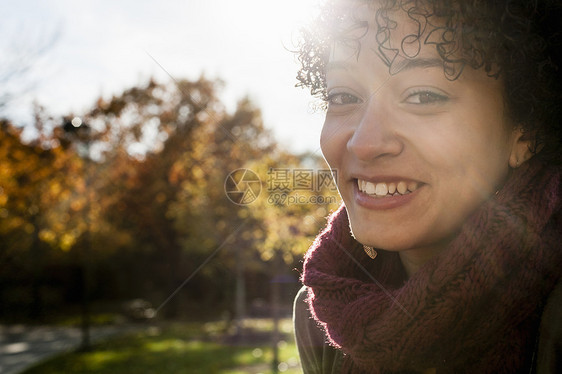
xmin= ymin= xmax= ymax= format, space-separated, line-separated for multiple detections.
xmin=29 ymin=215 xmax=43 ymax=320
xmin=271 ymin=252 xmax=281 ymax=374
xmin=79 ymin=236 xmax=91 ymax=351
xmin=234 ymin=244 xmax=246 ymax=337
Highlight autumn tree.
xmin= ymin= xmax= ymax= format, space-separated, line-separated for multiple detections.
xmin=0 ymin=75 xmax=340 ymax=323
xmin=0 ymin=107 xmax=89 ymax=318
xmin=80 ymin=76 xmax=337 ymax=318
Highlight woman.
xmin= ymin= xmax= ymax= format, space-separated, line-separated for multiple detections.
xmin=293 ymin=0 xmax=561 ymax=373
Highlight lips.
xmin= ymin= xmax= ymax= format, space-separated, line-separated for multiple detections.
xmin=357 ymin=179 xmax=420 ymax=197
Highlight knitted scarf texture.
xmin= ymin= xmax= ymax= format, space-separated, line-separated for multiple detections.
xmin=301 ymin=160 xmax=561 ymax=373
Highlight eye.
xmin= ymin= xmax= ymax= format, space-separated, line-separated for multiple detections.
xmin=404 ymin=90 xmax=448 ymax=105
xmin=327 ymin=92 xmax=361 ymax=106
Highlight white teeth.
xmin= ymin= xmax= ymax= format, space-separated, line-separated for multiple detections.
xmin=375 ymin=183 xmax=388 ymax=196
xmin=358 ymin=179 xmax=419 ymax=197
xmin=408 ymin=181 xmax=418 ymax=192
xmin=365 ymin=181 xmax=376 ymax=195
xmin=397 ymin=181 xmax=408 ymax=194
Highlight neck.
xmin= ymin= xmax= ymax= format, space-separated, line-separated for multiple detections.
xmin=399 ymin=243 xmax=448 ymax=278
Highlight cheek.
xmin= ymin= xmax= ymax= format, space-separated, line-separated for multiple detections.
xmin=320 ymin=119 xmax=347 ymax=167
xmin=411 ymin=124 xmax=469 ymax=172
xmin=420 ymin=121 xmax=511 ymax=197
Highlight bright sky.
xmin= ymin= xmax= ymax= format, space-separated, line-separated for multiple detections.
xmin=2 ymin=0 xmax=326 ymax=154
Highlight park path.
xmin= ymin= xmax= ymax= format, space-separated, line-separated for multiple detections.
xmin=0 ymin=324 xmax=138 ymax=374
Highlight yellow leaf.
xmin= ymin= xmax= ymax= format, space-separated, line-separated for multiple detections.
xmin=60 ymin=233 xmax=77 ymax=251
xmin=39 ymin=229 xmax=56 ymax=243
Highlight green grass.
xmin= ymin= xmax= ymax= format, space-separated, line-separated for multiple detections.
xmin=23 ymin=319 xmax=302 ymax=374
xmin=53 ymin=313 xmax=124 ymax=327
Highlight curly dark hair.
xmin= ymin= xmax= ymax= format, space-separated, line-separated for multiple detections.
xmin=296 ymin=0 xmax=562 ymax=164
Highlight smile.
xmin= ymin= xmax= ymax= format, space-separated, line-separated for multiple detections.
xmin=357 ymin=179 xmax=420 ymax=197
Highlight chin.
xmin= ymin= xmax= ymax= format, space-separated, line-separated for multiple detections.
xmin=349 ymin=225 xmax=412 ymax=252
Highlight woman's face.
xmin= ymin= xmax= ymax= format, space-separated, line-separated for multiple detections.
xmin=321 ymin=9 xmax=521 ymax=253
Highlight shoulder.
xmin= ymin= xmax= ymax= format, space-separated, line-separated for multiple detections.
xmin=293 ymin=286 xmax=343 ymax=374
xmin=295 ymin=286 xmax=308 ymax=311
xmin=536 ymin=281 xmax=562 ymax=373
xmin=293 ymin=286 xmax=326 ymax=353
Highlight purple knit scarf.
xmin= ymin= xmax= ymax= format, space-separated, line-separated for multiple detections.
xmin=301 ymin=160 xmax=561 ymax=373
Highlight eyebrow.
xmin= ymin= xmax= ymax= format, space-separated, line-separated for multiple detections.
xmin=326 ymin=57 xmax=444 ymax=73
xmin=326 ymin=61 xmax=353 ymax=72
xmin=392 ymin=57 xmax=443 ymax=72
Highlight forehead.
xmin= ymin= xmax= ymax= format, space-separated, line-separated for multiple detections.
xmin=329 ymin=1 xmax=464 ymax=78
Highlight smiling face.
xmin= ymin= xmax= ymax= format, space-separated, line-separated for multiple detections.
xmin=321 ymin=6 xmax=524 ymax=255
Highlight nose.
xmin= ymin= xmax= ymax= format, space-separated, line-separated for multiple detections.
xmin=347 ymin=98 xmax=403 ymax=161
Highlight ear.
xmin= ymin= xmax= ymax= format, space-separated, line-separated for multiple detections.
xmin=508 ymin=127 xmax=534 ymax=168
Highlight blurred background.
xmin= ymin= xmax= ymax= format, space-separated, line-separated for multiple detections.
xmin=0 ymin=1 xmax=339 ymax=373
